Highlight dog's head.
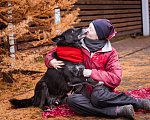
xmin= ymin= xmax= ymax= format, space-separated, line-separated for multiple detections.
xmin=52 ymin=27 xmax=87 ymax=48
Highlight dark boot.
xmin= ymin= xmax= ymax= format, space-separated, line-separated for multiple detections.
xmin=117 ymin=105 xmax=134 ymax=119
xmin=136 ymin=98 xmax=150 ymax=111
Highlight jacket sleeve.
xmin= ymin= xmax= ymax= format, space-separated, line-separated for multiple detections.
xmin=90 ymin=48 xmax=122 ymax=89
xmin=44 ymin=47 xmax=56 ymax=68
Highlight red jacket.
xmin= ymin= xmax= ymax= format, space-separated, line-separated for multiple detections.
xmin=44 ymin=40 xmax=122 ymax=95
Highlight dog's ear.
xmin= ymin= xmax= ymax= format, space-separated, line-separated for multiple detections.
xmin=51 ymin=35 xmax=64 ymax=42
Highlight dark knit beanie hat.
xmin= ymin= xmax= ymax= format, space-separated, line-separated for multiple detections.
xmin=92 ymin=19 xmax=116 ymax=40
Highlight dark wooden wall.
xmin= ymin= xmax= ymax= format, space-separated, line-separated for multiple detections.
xmin=74 ymin=0 xmax=142 ymax=37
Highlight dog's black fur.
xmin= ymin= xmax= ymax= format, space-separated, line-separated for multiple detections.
xmin=9 ymin=27 xmax=102 ymax=112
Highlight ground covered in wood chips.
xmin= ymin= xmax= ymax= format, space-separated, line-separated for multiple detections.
xmin=0 ymin=36 xmax=150 ymax=120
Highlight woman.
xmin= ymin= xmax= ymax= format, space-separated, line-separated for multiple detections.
xmin=44 ymin=19 xmax=150 ymax=119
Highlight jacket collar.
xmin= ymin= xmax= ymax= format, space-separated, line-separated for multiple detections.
xmin=81 ymin=39 xmax=112 ymax=53
xmin=101 ymin=39 xmax=112 ymax=52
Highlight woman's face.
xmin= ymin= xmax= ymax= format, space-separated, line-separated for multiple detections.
xmin=86 ymin=23 xmax=98 ymax=40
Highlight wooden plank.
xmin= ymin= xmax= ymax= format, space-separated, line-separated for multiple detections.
xmin=17 ymin=42 xmax=52 ymax=50
xmin=79 ymin=9 xmax=141 ymax=16
xmin=28 ymin=26 xmax=50 ymax=33
xmin=16 ymin=33 xmax=53 ymax=43
xmin=75 ymin=21 xmax=142 ymax=30
xmin=16 ymin=35 xmax=36 ymax=42
xmin=74 ymin=21 xmax=91 ymax=28
xmin=115 ymin=29 xmax=142 ymax=37
xmin=113 ymin=21 xmax=142 ymax=28
xmin=74 ymin=5 xmax=141 ymax=10
xmin=17 ymin=45 xmax=53 ymax=54
xmin=17 ymin=43 xmax=35 ymax=50
xmin=0 ymin=38 xmax=2 ymax=45
xmin=0 ymin=71 xmax=2 ymax=78
xmin=76 ymin=0 xmax=141 ymax=5
xmin=110 ymin=17 xmax=142 ymax=23
xmin=16 ymin=32 xmax=50 ymax=42
xmin=78 ymin=13 xmax=141 ymax=21
xmin=115 ymin=25 xmax=142 ymax=32
xmin=74 ymin=17 xmax=142 ymax=27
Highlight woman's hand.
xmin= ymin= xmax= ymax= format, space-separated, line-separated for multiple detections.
xmin=49 ymin=58 xmax=64 ymax=69
xmin=83 ymin=69 xmax=92 ymax=77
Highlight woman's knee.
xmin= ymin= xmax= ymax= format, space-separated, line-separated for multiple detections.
xmin=67 ymin=94 xmax=74 ymax=105
xmin=91 ymin=87 xmax=105 ymax=106
xmin=67 ymin=94 xmax=81 ymax=107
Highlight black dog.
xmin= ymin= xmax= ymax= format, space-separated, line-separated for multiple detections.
xmin=9 ymin=27 xmax=103 ymax=112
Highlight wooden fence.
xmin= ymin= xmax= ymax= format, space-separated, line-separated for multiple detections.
xmin=74 ymin=0 xmax=142 ymax=37
xmin=0 ymin=0 xmax=148 ymax=52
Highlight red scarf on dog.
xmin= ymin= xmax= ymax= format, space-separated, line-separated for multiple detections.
xmin=56 ymin=46 xmax=82 ymax=63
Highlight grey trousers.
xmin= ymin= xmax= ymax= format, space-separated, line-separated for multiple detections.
xmin=67 ymin=85 xmax=139 ymax=118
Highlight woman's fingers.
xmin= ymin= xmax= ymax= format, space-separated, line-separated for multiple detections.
xmin=50 ymin=59 xmax=64 ymax=69
xmin=56 ymin=61 xmax=64 ymax=67
xmin=57 ymin=61 xmax=65 ymax=65
xmin=55 ymin=62 xmax=64 ymax=69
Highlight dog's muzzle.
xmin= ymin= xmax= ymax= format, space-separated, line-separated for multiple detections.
xmin=78 ymin=29 xmax=87 ymax=40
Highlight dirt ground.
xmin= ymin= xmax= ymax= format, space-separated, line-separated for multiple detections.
xmin=0 ymin=36 xmax=150 ymax=120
